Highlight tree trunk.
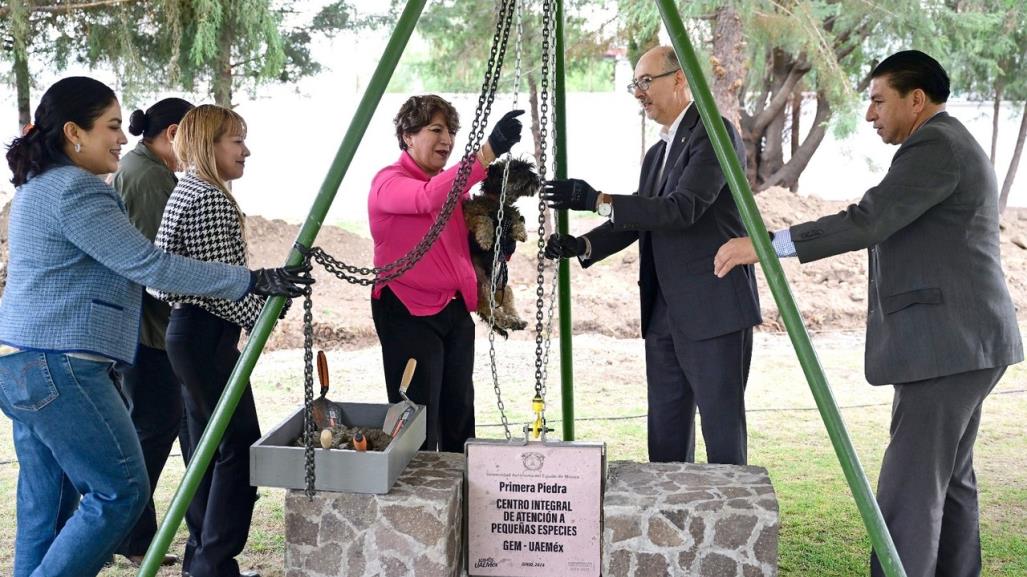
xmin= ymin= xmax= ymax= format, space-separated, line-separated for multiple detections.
xmin=991 ymin=83 xmax=1003 ymax=165
xmin=789 ymin=87 xmax=801 ymax=192
xmin=14 ymin=46 xmax=31 ymax=128
xmin=999 ymin=99 xmax=1027 ymax=213
xmin=213 ymin=15 xmax=234 ymax=107
xmin=710 ymin=6 xmax=745 ymax=130
xmin=11 ymin=0 xmax=31 ymax=127
xmin=762 ymin=90 xmax=832 ymax=191
xmin=756 ymin=51 xmax=791 ymax=186
xmin=528 ymin=73 xmax=542 ymax=166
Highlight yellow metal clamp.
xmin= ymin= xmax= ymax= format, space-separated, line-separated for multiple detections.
xmin=531 ymin=394 xmax=545 ymax=439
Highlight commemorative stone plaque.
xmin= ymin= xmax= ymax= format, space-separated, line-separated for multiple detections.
xmin=466 ymin=440 xmax=604 ymax=577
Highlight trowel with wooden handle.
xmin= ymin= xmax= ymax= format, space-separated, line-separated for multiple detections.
xmin=311 ymin=350 xmax=345 ymax=431
xmin=383 ymin=358 xmax=418 ymax=437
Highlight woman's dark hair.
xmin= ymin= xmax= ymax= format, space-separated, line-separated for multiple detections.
xmin=5 ymin=76 xmax=117 ymax=186
xmin=393 ymin=94 xmax=460 ymax=150
xmin=871 ymin=50 xmax=950 ymax=104
xmin=128 ymin=97 xmax=194 ymax=140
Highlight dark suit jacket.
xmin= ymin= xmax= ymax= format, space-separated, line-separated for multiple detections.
xmin=792 ymin=112 xmax=1023 ymax=384
xmin=582 ymin=105 xmax=762 ymax=340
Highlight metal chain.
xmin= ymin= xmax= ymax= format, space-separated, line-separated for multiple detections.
xmin=534 ymin=0 xmax=555 ymax=416
xmin=485 ymin=0 xmax=526 ymax=442
xmin=538 ymin=19 xmax=561 ymax=400
xmin=301 ymin=261 xmax=316 ymax=499
xmin=307 ymin=0 xmax=517 ymax=288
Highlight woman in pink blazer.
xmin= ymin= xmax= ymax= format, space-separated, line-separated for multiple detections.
xmin=368 ymin=95 xmax=522 ymax=451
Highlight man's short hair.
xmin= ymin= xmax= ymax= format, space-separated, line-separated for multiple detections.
xmin=659 ymin=46 xmax=680 ymax=73
xmin=871 ymin=50 xmax=950 ymax=104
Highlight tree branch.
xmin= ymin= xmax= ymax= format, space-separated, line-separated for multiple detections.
xmin=761 ymin=90 xmax=832 ymax=190
xmin=0 ymin=0 xmax=136 ymax=17
xmin=752 ymin=54 xmax=811 ymax=137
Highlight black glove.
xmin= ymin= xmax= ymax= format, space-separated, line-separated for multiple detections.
xmin=488 ymin=109 xmax=525 ymax=156
xmin=250 ymin=263 xmax=314 ymax=297
xmin=544 ymin=233 xmax=586 ymax=260
xmin=541 ymin=178 xmax=599 ymax=212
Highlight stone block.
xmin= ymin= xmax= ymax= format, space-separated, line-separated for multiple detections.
xmin=603 ymin=461 xmax=779 ymax=577
xmin=285 ymin=452 xmax=464 ymax=577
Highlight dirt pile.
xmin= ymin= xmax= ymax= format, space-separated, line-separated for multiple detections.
xmin=2 ymin=186 xmax=1026 ymax=351
xmin=254 ymin=186 xmax=1027 ymax=349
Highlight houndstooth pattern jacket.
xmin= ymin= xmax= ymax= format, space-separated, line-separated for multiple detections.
xmin=155 ymin=172 xmax=266 ymax=330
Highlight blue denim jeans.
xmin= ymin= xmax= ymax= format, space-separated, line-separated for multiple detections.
xmin=0 ymin=351 xmax=149 ymax=577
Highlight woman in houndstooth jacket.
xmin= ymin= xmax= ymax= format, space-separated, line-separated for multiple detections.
xmin=154 ymin=104 xmax=267 ymax=577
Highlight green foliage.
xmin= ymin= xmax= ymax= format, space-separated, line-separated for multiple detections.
xmin=0 ymin=0 xmax=372 ymax=113
xmin=394 ymin=0 xmax=615 ymax=94
xmin=937 ymin=0 xmax=1027 ymax=102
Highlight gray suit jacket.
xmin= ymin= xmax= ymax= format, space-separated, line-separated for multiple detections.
xmin=582 ymin=105 xmax=761 ymax=340
xmin=792 ymin=112 xmax=1023 ymax=384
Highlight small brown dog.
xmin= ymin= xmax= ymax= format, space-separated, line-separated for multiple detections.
xmin=463 ymin=158 xmax=540 ymax=337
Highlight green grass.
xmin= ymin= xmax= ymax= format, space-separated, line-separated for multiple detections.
xmin=0 ymin=331 xmax=1023 ymax=576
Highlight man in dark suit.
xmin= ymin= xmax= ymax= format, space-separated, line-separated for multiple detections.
xmin=714 ymin=50 xmax=1023 ymax=577
xmin=542 ymin=45 xmax=761 ymax=465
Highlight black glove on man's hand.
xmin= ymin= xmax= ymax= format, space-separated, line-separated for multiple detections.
xmin=488 ymin=110 xmax=525 ymax=156
xmin=544 ymin=233 xmax=587 ymax=260
xmin=250 ymin=263 xmax=315 ymax=297
xmin=541 ymin=179 xmax=599 ymax=212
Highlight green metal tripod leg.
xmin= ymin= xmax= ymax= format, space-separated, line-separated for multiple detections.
xmin=554 ymin=0 xmax=575 ymax=441
xmin=135 ymin=1 xmax=429 ymax=575
xmin=653 ymin=2 xmax=907 ymax=576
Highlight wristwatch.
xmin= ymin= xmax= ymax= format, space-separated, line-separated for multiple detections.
xmin=596 ymin=196 xmax=612 ymax=217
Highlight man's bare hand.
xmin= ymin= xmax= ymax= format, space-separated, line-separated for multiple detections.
xmin=714 ymin=237 xmax=758 ymax=278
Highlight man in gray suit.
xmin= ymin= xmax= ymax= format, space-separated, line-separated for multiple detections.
xmin=543 ymin=45 xmax=761 ymax=465
xmin=714 ymin=50 xmax=1023 ymax=577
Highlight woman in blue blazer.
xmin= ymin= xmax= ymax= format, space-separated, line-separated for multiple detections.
xmin=0 ymin=77 xmax=311 ymax=577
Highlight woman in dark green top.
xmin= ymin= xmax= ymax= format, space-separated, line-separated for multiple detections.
xmin=110 ymin=97 xmax=193 ymax=568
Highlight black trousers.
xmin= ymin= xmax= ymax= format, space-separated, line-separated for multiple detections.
xmin=870 ymin=366 xmax=1005 ymax=577
xmin=166 ymin=305 xmax=260 ymax=577
xmin=113 ymin=344 xmax=191 ymax=557
xmin=371 ymin=286 xmax=476 ymax=452
xmin=644 ymin=288 xmax=752 ymax=465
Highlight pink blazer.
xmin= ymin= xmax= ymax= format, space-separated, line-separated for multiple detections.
xmin=368 ymin=151 xmax=486 ymax=316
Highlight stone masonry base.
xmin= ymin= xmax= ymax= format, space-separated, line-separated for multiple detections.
xmin=283 ymin=455 xmax=779 ymax=576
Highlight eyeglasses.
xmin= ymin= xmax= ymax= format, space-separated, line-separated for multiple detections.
xmin=626 ymin=69 xmax=680 ymax=93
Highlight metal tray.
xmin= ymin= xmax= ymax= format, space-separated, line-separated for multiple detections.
xmin=250 ymin=402 xmax=426 ymax=494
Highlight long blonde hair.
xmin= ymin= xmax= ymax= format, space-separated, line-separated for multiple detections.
xmin=174 ymin=104 xmax=246 ymax=228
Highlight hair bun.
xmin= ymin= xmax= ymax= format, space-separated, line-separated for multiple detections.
xmin=128 ymin=109 xmax=148 ymax=136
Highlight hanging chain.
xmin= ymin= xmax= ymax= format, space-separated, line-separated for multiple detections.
xmin=533 ymin=0 xmax=555 ymax=420
xmin=538 ymin=29 xmax=560 ymax=401
xmin=486 ymin=0 xmax=526 ymax=442
xmin=301 ymin=259 xmax=316 ymax=499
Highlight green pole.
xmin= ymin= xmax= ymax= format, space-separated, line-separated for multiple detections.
xmin=554 ymin=0 xmax=574 ymax=440
xmin=654 ymin=2 xmax=907 ymax=576
xmin=135 ymin=1 xmax=428 ymax=575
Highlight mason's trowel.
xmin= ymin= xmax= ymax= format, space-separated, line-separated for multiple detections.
xmin=312 ymin=350 xmax=346 ymax=432
xmin=383 ymin=358 xmax=417 ymax=437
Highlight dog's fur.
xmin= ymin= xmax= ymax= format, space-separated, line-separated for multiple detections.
xmin=463 ymin=158 xmax=540 ymax=337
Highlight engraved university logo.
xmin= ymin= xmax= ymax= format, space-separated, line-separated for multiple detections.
xmin=474 ymin=557 xmax=498 ymax=568
xmin=521 ymin=452 xmax=545 ymax=471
